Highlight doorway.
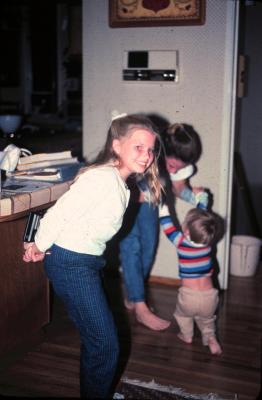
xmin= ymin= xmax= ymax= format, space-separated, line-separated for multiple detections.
xmin=0 ymin=0 xmax=82 ymax=120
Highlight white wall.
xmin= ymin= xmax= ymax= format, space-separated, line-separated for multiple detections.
xmin=82 ymin=0 xmax=239 ymax=289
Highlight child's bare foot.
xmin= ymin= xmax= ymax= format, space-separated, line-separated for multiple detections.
xmin=124 ymin=299 xmax=135 ymax=310
xmin=207 ymin=336 xmax=222 ymax=355
xmin=177 ymin=333 xmax=192 ymax=344
xmin=135 ymin=302 xmax=170 ymax=331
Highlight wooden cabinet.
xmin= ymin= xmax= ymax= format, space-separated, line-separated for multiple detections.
xmin=0 ymin=211 xmax=50 ymax=357
xmin=0 ymin=170 xmax=73 ymax=358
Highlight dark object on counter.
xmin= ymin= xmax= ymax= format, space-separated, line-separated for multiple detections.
xmin=23 ymin=211 xmax=45 ymax=242
xmin=58 ymin=162 xmax=84 ymax=181
xmin=1 ymin=170 xmax=6 ymax=182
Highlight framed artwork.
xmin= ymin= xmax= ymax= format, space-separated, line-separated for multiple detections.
xmin=109 ymin=0 xmax=206 ymax=28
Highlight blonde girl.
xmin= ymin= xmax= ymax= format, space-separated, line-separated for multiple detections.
xmin=23 ymin=113 xmax=161 ymax=399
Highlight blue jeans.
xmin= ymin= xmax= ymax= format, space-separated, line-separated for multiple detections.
xmin=44 ymin=245 xmax=119 ymax=399
xmin=119 ymin=202 xmax=159 ymax=303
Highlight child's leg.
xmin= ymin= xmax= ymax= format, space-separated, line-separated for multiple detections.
xmin=174 ymin=287 xmax=196 ymax=343
xmin=174 ymin=314 xmax=194 ymax=344
xmin=206 ymin=336 xmax=222 ymax=355
xmin=194 ymin=289 xmax=222 ymax=355
xmin=195 ymin=315 xmax=222 ymax=354
xmin=45 ymin=246 xmax=119 ymax=398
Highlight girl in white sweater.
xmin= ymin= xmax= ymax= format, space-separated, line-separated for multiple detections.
xmin=23 ymin=113 xmax=162 ymax=399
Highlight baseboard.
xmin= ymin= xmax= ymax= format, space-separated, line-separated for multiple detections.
xmin=148 ymin=275 xmax=180 ymax=286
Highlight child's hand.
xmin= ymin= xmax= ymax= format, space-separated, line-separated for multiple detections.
xmin=195 ymin=191 xmax=209 ymax=209
xmin=159 ymin=203 xmax=170 ymax=217
xmin=23 ymin=242 xmax=46 ymax=263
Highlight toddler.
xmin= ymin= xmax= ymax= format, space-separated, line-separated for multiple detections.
xmin=159 ymin=201 xmax=224 ymax=355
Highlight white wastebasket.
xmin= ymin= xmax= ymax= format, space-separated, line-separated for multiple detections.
xmin=230 ymin=235 xmax=262 ymax=277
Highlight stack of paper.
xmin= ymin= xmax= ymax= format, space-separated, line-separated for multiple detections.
xmin=7 ymin=168 xmax=62 ymax=182
xmin=17 ymin=150 xmax=78 ymax=171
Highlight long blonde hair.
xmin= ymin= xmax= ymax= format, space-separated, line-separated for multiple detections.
xmin=78 ymin=114 xmax=163 ymax=204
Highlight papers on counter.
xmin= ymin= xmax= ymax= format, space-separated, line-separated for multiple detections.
xmin=16 ymin=157 xmax=79 ymax=171
xmin=18 ymin=150 xmax=72 ymax=165
xmin=6 ymin=168 xmax=62 ymax=182
xmin=2 ymin=179 xmax=53 ymax=194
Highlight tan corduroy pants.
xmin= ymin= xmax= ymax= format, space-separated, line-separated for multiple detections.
xmin=174 ymin=286 xmax=219 ymax=344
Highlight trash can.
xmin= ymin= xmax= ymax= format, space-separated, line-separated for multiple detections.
xmin=230 ymin=235 xmax=262 ymax=277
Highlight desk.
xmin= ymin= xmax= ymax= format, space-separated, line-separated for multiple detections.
xmin=0 ymin=181 xmax=71 ymax=357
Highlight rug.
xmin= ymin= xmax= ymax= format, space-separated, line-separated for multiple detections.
xmin=116 ymin=378 xmax=237 ymax=400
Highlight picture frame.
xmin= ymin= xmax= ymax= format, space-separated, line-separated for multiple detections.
xmin=109 ymin=0 xmax=206 ymax=28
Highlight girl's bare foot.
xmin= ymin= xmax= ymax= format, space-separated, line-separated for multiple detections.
xmin=124 ymin=299 xmax=135 ymax=310
xmin=207 ymin=336 xmax=222 ymax=355
xmin=135 ymin=302 xmax=170 ymax=331
xmin=177 ymin=333 xmax=192 ymax=344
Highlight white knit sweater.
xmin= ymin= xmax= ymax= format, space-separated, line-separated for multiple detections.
xmin=35 ymin=165 xmax=130 ymax=255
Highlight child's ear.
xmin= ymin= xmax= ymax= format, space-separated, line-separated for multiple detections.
xmin=182 ymin=224 xmax=189 ymax=236
xmin=112 ymin=139 xmax=121 ymax=155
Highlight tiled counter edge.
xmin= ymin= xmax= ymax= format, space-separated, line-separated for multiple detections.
xmin=0 ymin=181 xmax=72 ymax=218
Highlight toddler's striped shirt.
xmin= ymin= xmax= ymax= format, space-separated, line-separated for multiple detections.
xmin=159 ymin=215 xmax=213 ymax=279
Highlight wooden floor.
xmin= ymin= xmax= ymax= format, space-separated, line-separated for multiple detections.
xmin=0 ymin=265 xmax=261 ymax=399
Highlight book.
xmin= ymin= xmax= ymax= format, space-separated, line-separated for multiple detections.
xmin=7 ymin=168 xmax=62 ymax=182
xmin=18 ymin=150 xmax=72 ymax=165
xmin=16 ymin=157 xmax=79 ymax=171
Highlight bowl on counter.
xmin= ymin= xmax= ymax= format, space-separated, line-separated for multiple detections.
xmin=0 ymin=115 xmax=22 ymax=135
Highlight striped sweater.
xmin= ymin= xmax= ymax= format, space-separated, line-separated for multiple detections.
xmin=159 ymin=214 xmax=213 ymax=279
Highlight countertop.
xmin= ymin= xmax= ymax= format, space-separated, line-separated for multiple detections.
xmin=0 ymin=179 xmax=72 ymax=220
xmin=0 ymin=128 xmax=83 ymax=220
xmin=0 ymin=124 xmax=82 ymax=222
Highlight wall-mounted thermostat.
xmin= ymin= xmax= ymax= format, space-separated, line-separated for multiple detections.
xmin=123 ymin=50 xmax=179 ymax=83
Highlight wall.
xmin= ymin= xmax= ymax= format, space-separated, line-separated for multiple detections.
xmin=82 ymin=0 xmax=239 ymax=289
